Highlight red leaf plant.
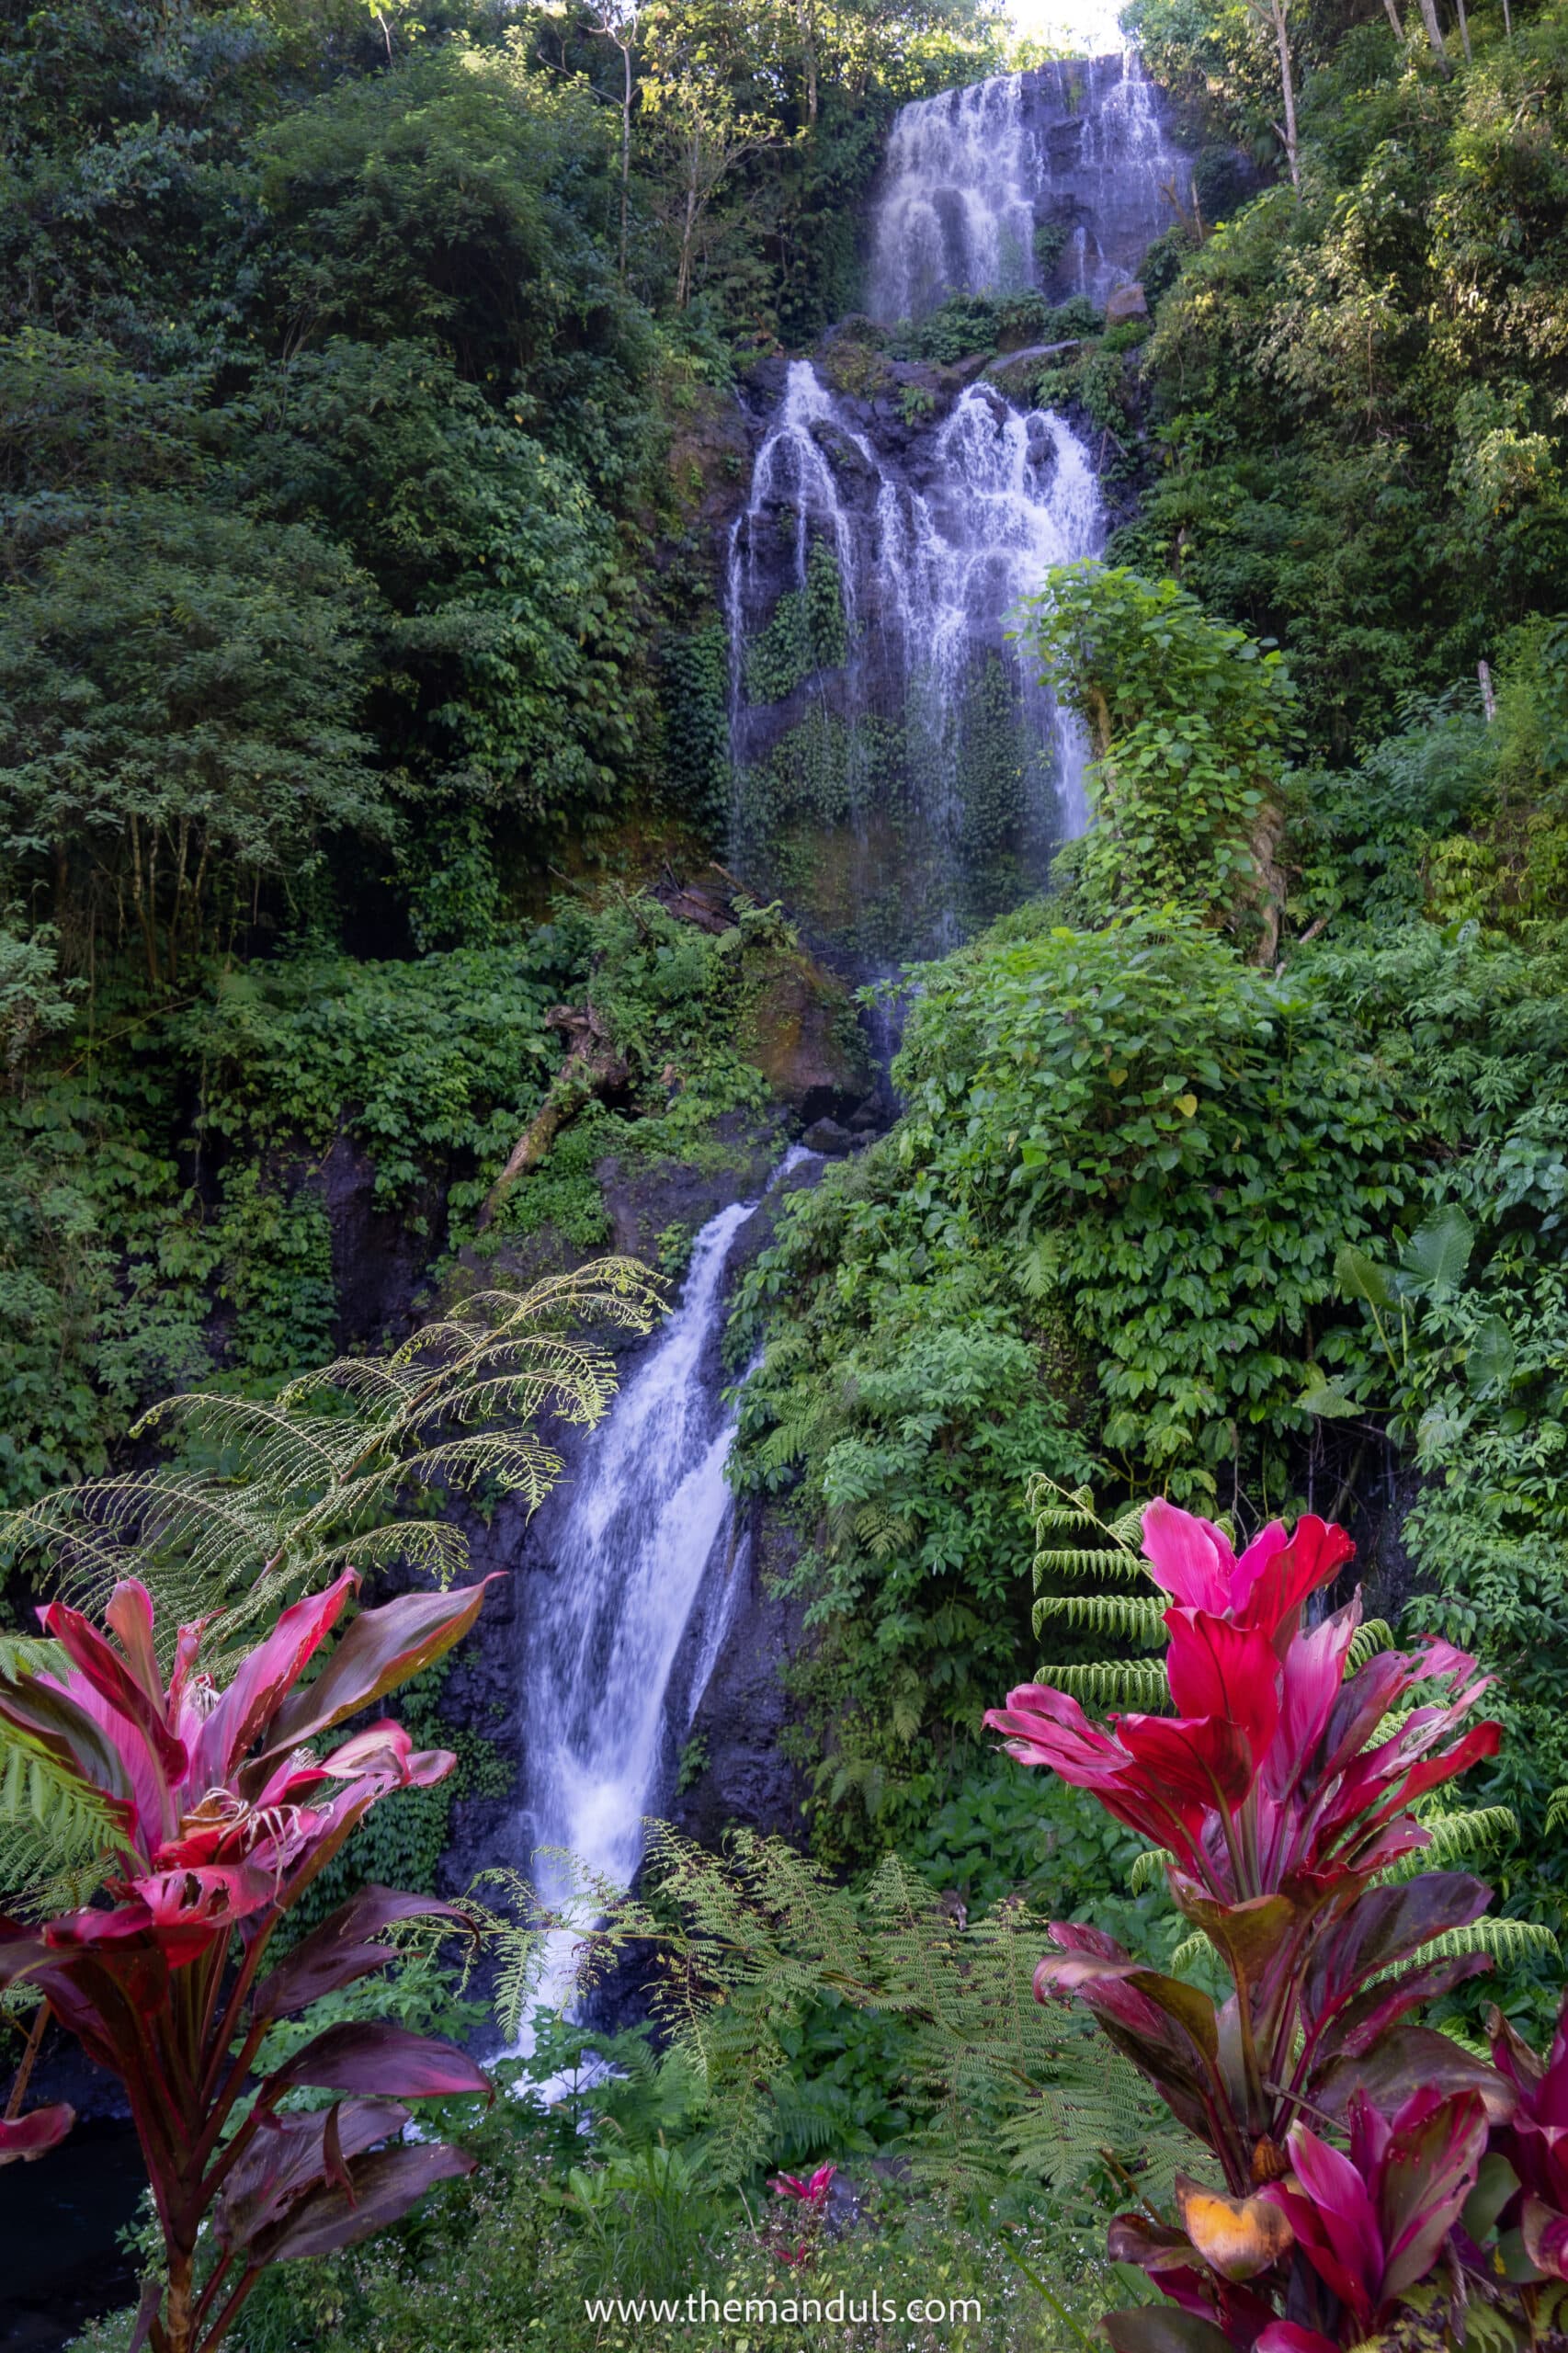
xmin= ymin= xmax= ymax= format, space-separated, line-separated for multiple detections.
xmin=983 ymin=1501 xmax=1516 ymax=2353
xmin=0 ymin=1570 xmax=499 ymax=2353
xmin=767 ymin=2161 xmax=837 ymax=2268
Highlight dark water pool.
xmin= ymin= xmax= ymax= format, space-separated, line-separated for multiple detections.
xmin=0 ymin=2122 xmax=142 ymax=2352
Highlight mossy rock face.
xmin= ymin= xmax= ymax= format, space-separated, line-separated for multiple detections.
xmin=665 ymin=381 xmax=752 ymax=545
xmin=739 ymin=948 xmax=870 ymax=1122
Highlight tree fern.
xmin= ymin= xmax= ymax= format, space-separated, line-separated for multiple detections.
xmin=1382 ymin=1805 xmax=1519 ymax=1881
xmin=1032 ymin=1592 xmax=1167 ymax=1643
xmin=0 ymin=1259 xmax=664 ymax=1654
xmin=1415 ymin=1918 xmax=1559 ymax=1967
xmin=1046 ymin=1659 xmax=1171 ymax=1708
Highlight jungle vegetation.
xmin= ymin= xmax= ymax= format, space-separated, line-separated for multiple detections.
xmin=5 ymin=0 xmax=1568 ymax=2343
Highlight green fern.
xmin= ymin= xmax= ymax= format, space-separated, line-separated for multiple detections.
xmin=1417 ymin=1918 xmax=1559 ymax=1967
xmin=1046 ymin=1659 xmax=1170 ymax=1708
xmin=1032 ymin=1592 xmax=1166 ymax=1644
xmin=1028 ymin=1474 xmax=1167 ymax=1711
xmin=1347 ymin=1619 xmax=1394 ymax=1668
xmin=479 ymin=1826 xmax=1185 ymax=2203
xmin=0 ymin=1259 xmax=665 ymax=1656
xmin=1127 ymin=1846 xmax=1175 ymax=1895
xmin=0 ymin=1637 xmax=131 ymax=1917
xmin=1381 ymin=1806 xmax=1518 ymax=1881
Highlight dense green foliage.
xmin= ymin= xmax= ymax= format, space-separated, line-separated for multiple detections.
xmin=1123 ymin=0 xmax=1568 ymax=754
xmin=12 ymin=0 xmax=1568 ymax=2338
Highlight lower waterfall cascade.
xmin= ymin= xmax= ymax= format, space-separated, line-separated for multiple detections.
xmin=517 ymin=1157 xmax=806 ymax=2005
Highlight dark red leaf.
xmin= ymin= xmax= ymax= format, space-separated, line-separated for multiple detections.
xmin=1312 ymin=1951 xmax=1493 ymax=2068
xmin=251 ymin=2143 xmax=476 ymax=2265
xmin=1315 ymin=2025 xmax=1513 ymax=2125
xmin=254 ymin=1887 xmax=477 ymax=2021
xmin=1104 ymin=2306 xmax=1234 ymax=2353
xmin=262 ymin=2022 xmax=491 ymax=2102
xmin=216 ymin=2100 xmax=409 ymax=2248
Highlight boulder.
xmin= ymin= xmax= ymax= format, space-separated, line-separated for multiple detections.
xmin=738 ymin=951 xmax=870 ymax=1125
xmin=1104 ymin=280 xmax=1148 ymax=324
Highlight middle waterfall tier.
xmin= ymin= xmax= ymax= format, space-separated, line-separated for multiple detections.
xmin=725 ymin=359 xmax=1103 ymax=966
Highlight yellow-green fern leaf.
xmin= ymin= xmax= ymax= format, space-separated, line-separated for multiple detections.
xmin=1043 ymin=1659 xmax=1169 ymax=1709
xmin=1128 ymin=1847 xmax=1175 ymax=1895
xmin=1032 ymin=1592 xmax=1165 ymax=1643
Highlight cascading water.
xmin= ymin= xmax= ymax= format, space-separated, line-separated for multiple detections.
xmin=517 ymin=1166 xmax=802 ymax=1997
xmin=506 ymin=58 xmax=1195 ymax=2018
xmin=724 ymin=360 xmax=1104 ymax=961
xmin=724 ymin=51 xmax=1191 ymax=965
xmin=866 ymin=74 xmax=1040 ymax=325
xmin=869 ymin=50 xmax=1191 ymax=321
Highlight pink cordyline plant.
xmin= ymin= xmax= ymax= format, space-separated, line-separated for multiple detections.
xmin=0 ymin=1570 xmax=497 ymax=2353
xmin=984 ymin=1500 xmax=1516 ymax=2353
xmin=767 ymin=2160 xmax=836 ymax=2268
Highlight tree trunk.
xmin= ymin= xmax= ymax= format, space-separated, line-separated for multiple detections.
xmin=1381 ymin=0 xmax=1405 ymax=45
xmin=1270 ymin=0 xmax=1301 ymax=189
xmin=481 ymin=1005 xmax=631 ymax=1225
xmin=1451 ymin=0 xmax=1471 ymax=60
xmin=619 ymin=38 xmax=633 ymax=281
xmin=1415 ymin=0 xmax=1450 ymax=72
xmin=676 ymin=134 xmax=700 ymax=309
xmin=796 ymin=0 xmax=818 ymax=126
xmin=165 ymin=2245 xmax=195 ymax=2353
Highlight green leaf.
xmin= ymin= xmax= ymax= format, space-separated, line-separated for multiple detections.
xmin=1297 ymin=1367 xmax=1360 ymax=1419
xmin=1399 ymin=1204 xmax=1474 ymax=1300
xmin=1335 ymin=1243 xmax=1396 ymax=1309
xmin=1466 ymin=1315 xmax=1516 ymax=1398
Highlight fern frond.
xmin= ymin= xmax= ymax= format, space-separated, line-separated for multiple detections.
xmin=0 ymin=1257 xmax=665 ymax=1652
xmin=1032 ymin=1592 xmax=1165 ymax=1643
xmin=1548 ymin=1787 xmax=1568 ymax=1838
xmin=1419 ymin=1919 xmax=1558 ymax=1966
xmin=1381 ymin=1807 xmax=1518 ymax=1881
xmin=1348 ymin=1620 xmax=1394 ymax=1669
xmin=483 ymin=1824 xmax=1186 ymax=2203
xmin=1043 ymin=1660 xmax=1170 ymax=1709
xmin=1128 ymin=1847 xmax=1174 ymax=1895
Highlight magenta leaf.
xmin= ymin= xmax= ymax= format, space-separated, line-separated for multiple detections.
xmin=190 ymin=1571 xmax=358 ymax=1790
xmin=1378 ymin=2088 xmax=1489 ymax=2299
xmin=0 ymin=2102 xmax=74 ymax=2164
xmin=260 ymin=1580 xmax=499 ymax=1756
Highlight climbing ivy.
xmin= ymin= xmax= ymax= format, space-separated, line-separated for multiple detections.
xmin=743 ymin=540 xmax=850 ymax=703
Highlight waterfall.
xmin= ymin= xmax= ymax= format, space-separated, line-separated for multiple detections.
xmin=723 ymin=53 xmax=1193 ymax=964
xmin=503 ymin=59 xmax=1196 ymax=2038
xmin=869 ymin=50 xmax=1192 ymax=323
xmin=866 ymin=74 xmax=1039 ymax=325
xmin=725 ymin=362 xmax=1103 ymax=961
xmin=517 ymin=1170 xmax=801 ymax=1976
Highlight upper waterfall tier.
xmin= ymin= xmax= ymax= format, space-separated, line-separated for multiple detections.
xmin=868 ymin=52 xmax=1191 ymax=323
